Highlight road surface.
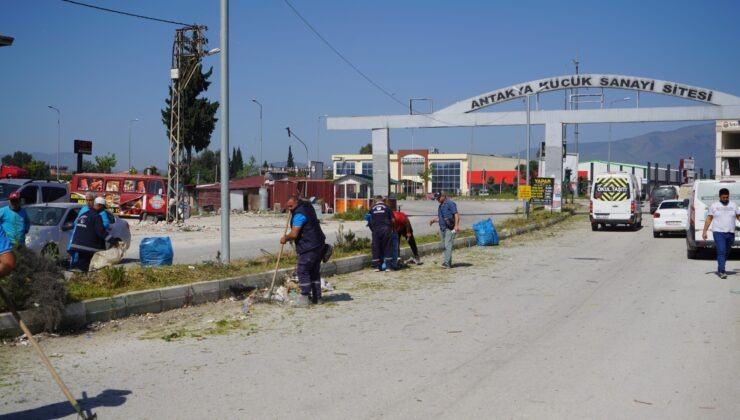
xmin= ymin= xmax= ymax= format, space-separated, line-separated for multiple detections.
xmin=2 ymin=214 xmax=738 ymax=419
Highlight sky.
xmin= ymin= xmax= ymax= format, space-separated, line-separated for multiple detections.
xmin=2 ymin=0 xmax=740 ymax=172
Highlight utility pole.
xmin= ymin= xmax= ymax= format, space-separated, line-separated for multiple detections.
xmin=572 ymin=58 xmax=580 ymax=155
xmin=167 ymin=25 xmax=219 ymax=223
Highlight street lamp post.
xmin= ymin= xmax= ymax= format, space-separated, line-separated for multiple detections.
xmin=608 ymin=97 xmax=631 ymax=172
xmin=47 ymin=106 xmax=60 ymax=181
xmin=251 ymin=98 xmax=263 ymax=168
xmin=316 ymin=114 xmax=328 ymax=162
xmin=128 ymin=118 xmax=139 ymax=172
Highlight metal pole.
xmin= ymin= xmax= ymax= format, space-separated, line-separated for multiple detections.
xmin=128 ymin=118 xmax=139 ymax=172
xmin=526 ymin=94 xmax=531 ymax=186
xmin=48 ymin=106 xmax=60 ymax=180
xmin=220 ymin=0 xmax=230 ymax=263
xmin=317 ymin=114 xmax=327 ymax=162
xmin=251 ymin=98 xmax=262 ymax=167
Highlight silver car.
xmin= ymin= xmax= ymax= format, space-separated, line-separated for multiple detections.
xmin=24 ymin=203 xmax=131 ymax=261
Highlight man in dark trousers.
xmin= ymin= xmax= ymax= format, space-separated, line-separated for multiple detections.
xmin=69 ymin=197 xmax=116 ymax=271
xmin=281 ymin=195 xmax=327 ymax=306
xmin=429 ymin=191 xmax=460 ymax=269
xmin=369 ymin=195 xmax=395 ymax=272
xmin=393 ymin=208 xmax=422 ymax=265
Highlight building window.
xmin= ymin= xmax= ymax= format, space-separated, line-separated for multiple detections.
xmin=361 ymin=161 xmax=373 ymax=176
xmin=402 ymin=154 xmax=425 ymax=176
xmin=335 ymin=161 xmax=355 ymax=176
xmin=431 ymin=161 xmax=460 ymax=194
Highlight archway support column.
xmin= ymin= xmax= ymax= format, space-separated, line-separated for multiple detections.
xmin=372 ymin=128 xmax=391 ymax=197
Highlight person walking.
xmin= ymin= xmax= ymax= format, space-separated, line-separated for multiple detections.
xmin=429 ymin=191 xmax=459 ymax=269
xmin=281 ymin=195 xmax=327 ymax=306
xmin=701 ymin=187 xmax=740 ymax=278
xmin=393 ymin=208 xmax=422 ymax=265
xmin=369 ymin=196 xmax=395 ymax=272
xmin=0 ymin=192 xmax=30 ymax=248
xmin=68 ymin=192 xmax=112 ymax=267
xmin=69 ymin=197 xmax=117 ymax=271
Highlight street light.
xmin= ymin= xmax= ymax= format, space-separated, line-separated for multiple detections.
xmin=251 ymin=98 xmax=263 ymax=167
xmin=316 ymin=114 xmax=328 ymax=162
xmin=608 ymin=97 xmax=631 ymax=172
xmin=128 ymin=118 xmax=139 ymax=172
xmin=47 ymin=106 xmax=60 ymax=181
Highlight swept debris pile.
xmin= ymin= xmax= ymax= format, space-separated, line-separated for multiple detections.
xmin=0 ymin=247 xmax=66 ymax=331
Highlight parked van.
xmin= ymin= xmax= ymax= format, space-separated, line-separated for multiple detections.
xmin=0 ymin=179 xmax=68 ymax=208
xmin=686 ymin=179 xmax=740 ymax=259
xmin=649 ymin=184 xmax=679 ymax=213
xmin=589 ymin=172 xmax=643 ymax=231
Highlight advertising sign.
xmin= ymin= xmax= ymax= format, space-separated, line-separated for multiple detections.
xmin=517 ymin=185 xmax=532 ymax=200
xmin=531 ymin=177 xmax=554 ymax=205
xmin=74 ymin=139 xmax=93 ymax=155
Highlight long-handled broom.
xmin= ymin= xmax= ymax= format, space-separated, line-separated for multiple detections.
xmin=265 ymin=210 xmax=293 ymax=300
xmin=0 ymin=286 xmax=97 ymax=420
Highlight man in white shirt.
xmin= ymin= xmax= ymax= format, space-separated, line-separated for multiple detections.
xmin=702 ymin=188 xmax=740 ymax=278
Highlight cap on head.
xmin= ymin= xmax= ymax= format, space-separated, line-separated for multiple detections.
xmin=94 ymin=197 xmax=106 ymax=206
xmin=433 ymin=191 xmax=443 ymax=201
xmin=8 ymin=192 xmax=20 ymax=201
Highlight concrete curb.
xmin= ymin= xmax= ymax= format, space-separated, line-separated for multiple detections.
xmin=0 ymin=210 xmax=575 ymax=337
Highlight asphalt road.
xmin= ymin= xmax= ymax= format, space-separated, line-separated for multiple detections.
xmin=127 ymin=198 xmax=524 ymax=265
xmin=3 ymin=213 xmax=738 ymax=419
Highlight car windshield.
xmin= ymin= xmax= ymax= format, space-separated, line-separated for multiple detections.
xmin=26 ymin=207 xmax=67 ymax=226
xmin=659 ymin=201 xmax=684 ymax=209
xmin=696 ymin=182 xmax=740 ymax=205
xmin=0 ymin=183 xmax=21 ymax=200
xmin=653 ymin=187 xmax=677 ymax=199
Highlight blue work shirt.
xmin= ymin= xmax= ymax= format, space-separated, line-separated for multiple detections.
xmin=0 ymin=206 xmax=30 ymax=247
xmin=0 ymin=229 xmax=12 ymax=255
xmin=437 ymin=199 xmax=458 ymax=232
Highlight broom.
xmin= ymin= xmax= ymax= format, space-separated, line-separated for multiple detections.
xmin=264 ymin=210 xmax=293 ymax=301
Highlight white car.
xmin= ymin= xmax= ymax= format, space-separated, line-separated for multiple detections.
xmin=25 ymin=203 xmax=131 ymax=261
xmin=652 ymin=199 xmax=687 ymax=237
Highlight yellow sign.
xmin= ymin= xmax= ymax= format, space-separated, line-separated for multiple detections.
xmin=517 ymin=185 xmax=532 ymax=200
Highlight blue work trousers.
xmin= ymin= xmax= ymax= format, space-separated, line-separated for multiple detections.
xmin=297 ymin=246 xmax=323 ymax=302
xmin=713 ymin=231 xmax=735 ymax=274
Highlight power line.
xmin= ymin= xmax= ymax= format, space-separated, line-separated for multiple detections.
xmin=282 ymin=0 xmax=407 ymax=110
xmin=61 ymin=0 xmax=194 ymax=26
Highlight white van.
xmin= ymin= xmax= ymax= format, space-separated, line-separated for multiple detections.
xmin=589 ymin=172 xmax=643 ymax=231
xmin=686 ymin=179 xmax=740 ymax=259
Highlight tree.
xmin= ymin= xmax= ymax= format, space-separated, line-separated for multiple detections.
xmin=229 ymin=147 xmax=244 ymax=178
xmin=94 ymin=153 xmax=117 ymax=174
xmin=238 ymin=155 xmax=260 ymax=178
xmin=82 ymin=159 xmax=97 ymax=173
xmin=286 ymin=146 xmax=295 ymax=168
xmin=358 ymin=143 xmax=392 ymax=154
xmin=188 ymin=149 xmax=219 ymax=184
xmin=26 ymin=160 xmax=50 ymax=179
xmin=417 ymin=163 xmax=434 ymax=194
xmin=1 ymin=151 xmax=33 ymax=167
xmin=262 ymin=160 xmax=269 ymax=169
xmin=161 ymin=63 xmax=220 ymax=163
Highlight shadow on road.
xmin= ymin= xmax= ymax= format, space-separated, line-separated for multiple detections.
xmin=0 ymin=389 xmax=132 ymax=420
xmin=323 ymin=293 xmax=353 ymax=303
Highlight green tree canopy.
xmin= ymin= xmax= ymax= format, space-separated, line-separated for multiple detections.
xmin=237 ymin=155 xmax=260 ymax=178
xmin=1 ymin=151 xmax=33 ymax=167
xmin=286 ymin=146 xmax=295 ymax=168
xmin=229 ymin=147 xmax=244 ymax=179
xmin=358 ymin=143 xmax=393 ymax=154
xmin=94 ymin=153 xmax=117 ymax=174
xmin=189 ymin=149 xmax=220 ymax=184
xmin=161 ymin=64 xmax=220 ymax=163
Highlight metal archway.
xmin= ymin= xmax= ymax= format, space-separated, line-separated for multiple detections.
xmin=328 ymin=74 xmax=740 ymax=210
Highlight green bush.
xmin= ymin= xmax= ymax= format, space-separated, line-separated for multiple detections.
xmin=333 ymin=224 xmax=371 ymax=252
xmin=333 ymin=206 xmax=368 ymax=221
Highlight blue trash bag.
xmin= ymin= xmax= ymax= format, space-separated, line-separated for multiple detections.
xmin=472 ymin=218 xmax=499 ymax=246
xmin=139 ymin=237 xmax=174 ymax=266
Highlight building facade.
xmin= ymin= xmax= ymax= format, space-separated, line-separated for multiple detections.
xmin=331 ymin=149 xmax=523 ymax=195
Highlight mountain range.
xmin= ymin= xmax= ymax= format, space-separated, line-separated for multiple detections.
xmin=3 ymin=123 xmax=716 ymax=174
xmin=565 ymin=123 xmax=714 ymax=171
